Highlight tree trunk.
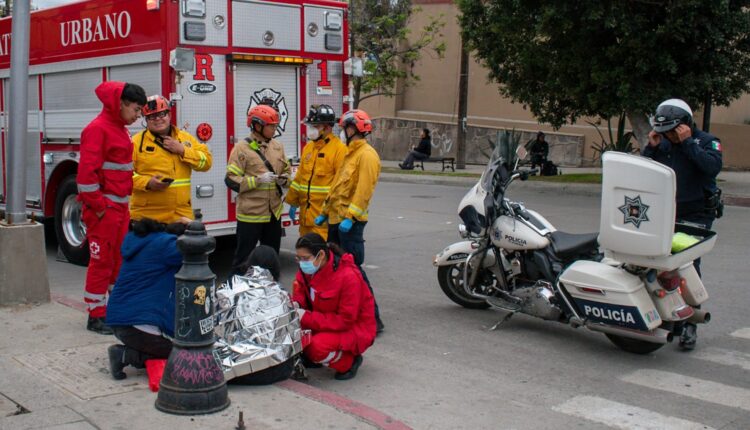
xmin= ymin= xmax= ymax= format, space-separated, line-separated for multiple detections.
xmin=627 ymin=111 xmax=651 ymax=152
xmin=352 ymin=77 xmax=362 ymax=109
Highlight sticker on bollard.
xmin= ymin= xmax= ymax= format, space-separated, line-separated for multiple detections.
xmin=155 ymin=220 xmax=230 ymax=415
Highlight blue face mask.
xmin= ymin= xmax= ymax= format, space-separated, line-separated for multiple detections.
xmin=299 ymin=252 xmax=322 ymax=275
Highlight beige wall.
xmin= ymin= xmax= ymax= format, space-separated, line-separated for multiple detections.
xmin=361 ymin=2 xmax=750 ymax=169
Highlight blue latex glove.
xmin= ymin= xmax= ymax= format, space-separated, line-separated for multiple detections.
xmin=339 ymin=218 xmax=353 ymax=233
xmin=288 ymin=206 xmax=297 ymax=221
xmin=314 ymin=214 xmax=328 ymax=226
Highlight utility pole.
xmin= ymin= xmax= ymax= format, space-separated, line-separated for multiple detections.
xmin=0 ymin=0 xmax=50 ymax=305
xmin=455 ymin=37 xmax=469 ymax=170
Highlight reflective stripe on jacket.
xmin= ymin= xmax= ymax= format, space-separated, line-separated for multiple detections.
xmin=322 ymin=138 xmax=381 ymax=224
xmin=285 ymin=132 xmax=347 ymax=228
xmin=226 ymin=135 xmax=290 ymax=223
xmin=130 ymin=128 xmax=213 ymax=223
xmin=77 ymin=81 xmax=134 ymax=212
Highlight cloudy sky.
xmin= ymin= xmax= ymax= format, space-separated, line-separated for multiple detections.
xmin=34 ymin=0 xmax=79 ymax=9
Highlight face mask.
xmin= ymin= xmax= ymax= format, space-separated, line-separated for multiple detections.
xmin=306 ymin=127 xmax=320 ymax=141
xmin=339 ymin=130 xmax=349 ymax=145
xmin=299 ymin=251 xmax=322 ymax=275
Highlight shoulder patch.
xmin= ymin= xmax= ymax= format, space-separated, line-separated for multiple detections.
xmin=711 ymin=140 xmax=722 ymax=152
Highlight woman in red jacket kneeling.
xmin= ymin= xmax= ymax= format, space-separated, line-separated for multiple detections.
xmin=292 ymin=233 xmax=376 ymax=380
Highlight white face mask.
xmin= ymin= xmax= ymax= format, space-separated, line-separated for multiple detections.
xmin=339 ymin=130 xmax=348 ymax=144
xmin=306 ymin=126 xmax=320 ymax=141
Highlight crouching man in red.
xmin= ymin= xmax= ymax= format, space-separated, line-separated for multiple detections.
xmin=292 ymin=233 xmax=376 ymax=380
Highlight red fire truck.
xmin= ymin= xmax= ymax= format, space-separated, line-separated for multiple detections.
xmin=0 ymin=0 xmax=350 ymax=265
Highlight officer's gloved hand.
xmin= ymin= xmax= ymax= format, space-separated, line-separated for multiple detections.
xmin=288 ymin=206 xmax=298 ymax=221
xmin=314 ymin=214 xmax=328 ymax=226
xmin=339 ymin=218 xmax=354 ymax=233
xmin=257 ymin=171 xmax=275 ymax=183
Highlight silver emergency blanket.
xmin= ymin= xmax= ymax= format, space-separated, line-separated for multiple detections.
xmin=213 ymin=267 xmax=303 ymax=380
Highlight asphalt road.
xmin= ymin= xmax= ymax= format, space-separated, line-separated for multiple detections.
xmin=46 ymin=181 xmax=750 ymax=429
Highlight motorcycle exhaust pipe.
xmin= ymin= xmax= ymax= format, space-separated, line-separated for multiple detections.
xmin=584 ymin=322 xmax=673 ymax=344
xmin=687 ymin=309 xmax=711 ymax=324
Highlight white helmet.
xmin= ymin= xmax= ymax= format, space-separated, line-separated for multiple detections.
xmin=651 ymin=99 xmax=693 ymax=133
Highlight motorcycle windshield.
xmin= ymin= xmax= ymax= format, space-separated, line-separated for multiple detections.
xmin=479 ymin=146 xmax=509 ymax=194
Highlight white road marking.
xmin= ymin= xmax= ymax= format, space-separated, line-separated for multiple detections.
xmin=363 ymin=264 xmax=380 ymax=270
xmin=730 ymin=328 xmax=750 ymax=340
xmin=693 ymin=347 xmax=750 ymax=371
xmin=621 ymin=369 xmax=750 ymax=412
xmin=553 ymin=396 xmax=715 ymax=430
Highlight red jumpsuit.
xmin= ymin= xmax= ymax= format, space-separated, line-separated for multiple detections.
xmin=292 ymin=252 xmax=376 ymax=373
xmin=77 ymin=82 xmax=134 ymax=318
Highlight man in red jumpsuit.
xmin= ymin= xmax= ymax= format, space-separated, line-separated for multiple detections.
xmin=77 ymin=81 xmax=146 ymax=334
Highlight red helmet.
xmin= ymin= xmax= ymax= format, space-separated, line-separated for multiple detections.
xmin=247 ymin=104 xmax=281 ymax=128
xmin=338 ymin=109 xmax=373 ymax=134
xmin=142 ymin=95 xmax=170 ymax=116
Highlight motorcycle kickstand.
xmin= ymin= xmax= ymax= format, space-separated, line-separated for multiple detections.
xmin=488 ymin=311 xmax=515 ymax=331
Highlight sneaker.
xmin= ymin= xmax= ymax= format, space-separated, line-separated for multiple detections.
xmin=679 ymin=323 xmax=697 ymax=351
xmin=398 ymin=163 xmax=406 ymax=170
xmin=108 ymin=344 xmax=127 ymax=380
xmin=334 ymin=355 xmax=363 ymax=381
xmin=376 ymin=316 xmax=385 ymax=335
xmin=87 ymin=316 xmax=114 ymax=335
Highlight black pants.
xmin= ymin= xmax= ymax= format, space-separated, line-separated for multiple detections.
xmin=403 ymin=151 xmax=429 ymax=168
xmin=531 ymin=154 xmax=546 ymax=169
xmin=231 ymin=216 xmax=282 ymax=276
xmin=328 ymin=221 xmax=380 ymax=319
xmin=113 ymin=326 xmax=172 ymax=368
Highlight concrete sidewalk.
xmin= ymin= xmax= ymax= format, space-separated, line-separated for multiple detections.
xmin=380 ymin=160 xmax=750 ymax=207
xmin=0 ymin=302 xmax=403 ymax=430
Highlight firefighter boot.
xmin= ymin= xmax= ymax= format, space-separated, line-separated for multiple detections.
xmin=334 ymin=355 xmax=363 ymax=381
xmin=108 ymin=344 xmax=127 ymax=380
xmin=87 ymin=316 xmax=114 ymax=335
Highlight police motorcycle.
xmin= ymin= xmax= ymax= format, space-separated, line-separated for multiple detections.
xmin=434 ymin=146 xmax=715 ymax=354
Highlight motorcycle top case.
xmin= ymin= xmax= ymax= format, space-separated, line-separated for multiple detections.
xmin=599 ymin=152 xmax=675 ymax=259
xmin=560 ymin=260 xmax=661 ymax=331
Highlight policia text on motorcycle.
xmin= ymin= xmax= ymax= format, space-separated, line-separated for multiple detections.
xmin=286 ymin=104 xmax=347 ymax=240
xmin=131 ymin=95 xmax=213 ymax=224
xmin=225 ymin=104 xmax=291 ymax=277
xmin=643 ymin=98 xmax=723 ymax=351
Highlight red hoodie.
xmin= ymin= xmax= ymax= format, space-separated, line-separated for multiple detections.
xmin=77 ymin=81 xmax=134 ymax=213
xmin=293 ymin=251 xmax=376 ymax=355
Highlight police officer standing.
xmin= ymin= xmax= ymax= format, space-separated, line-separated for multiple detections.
xmin=643 ymin=98 xmax=723 ymax=350
xmin=286 ymin=104 xmax=347 ymax=240
xmin=131 ymin=95 xmax=213 ymax=223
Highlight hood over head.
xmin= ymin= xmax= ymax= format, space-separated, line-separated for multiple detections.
xmin=95 ymin=81 xmax=126 ymax=125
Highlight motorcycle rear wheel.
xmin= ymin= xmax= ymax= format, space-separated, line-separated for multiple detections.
xmin=604 ymin=334 xmax=665 ymax=355
xmin=437 ymin=264 xmax=491 ymax=309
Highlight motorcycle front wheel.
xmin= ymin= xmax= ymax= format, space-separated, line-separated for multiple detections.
xmin=437 ymin=264 xmax=491 ymax=309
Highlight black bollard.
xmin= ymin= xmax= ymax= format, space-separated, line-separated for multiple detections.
xmin=155 ymin=220 xmax=230 ymax=415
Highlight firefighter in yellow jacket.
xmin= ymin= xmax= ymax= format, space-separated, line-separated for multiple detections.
xmin=225 ymin=104 xmax=290 ymax=276
xmin=130 ymin=95 xmax=212 ymax=223
xmin=314 ymin=109 xmax=384 ymax=333
xmin=285 ymin=104 xmax=346 ymax=240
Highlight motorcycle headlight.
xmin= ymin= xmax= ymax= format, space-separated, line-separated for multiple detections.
xmin=458 ymin=223 xmax=469 ymax=238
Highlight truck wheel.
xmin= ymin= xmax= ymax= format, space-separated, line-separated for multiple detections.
xmin=437 ymin=264 xmax=490 ymax=309
xmin=54 ymin=175 xmax=89 ymax=266
xmin=605 ymin=334 xmax=665 ymax=355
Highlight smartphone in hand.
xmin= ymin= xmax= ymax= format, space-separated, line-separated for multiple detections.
xmin=161 ymin=177 xmax=175 ymax=184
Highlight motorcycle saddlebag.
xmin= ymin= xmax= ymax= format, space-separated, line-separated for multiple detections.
xmin=560 ymin=260 xmax=661 ymax=331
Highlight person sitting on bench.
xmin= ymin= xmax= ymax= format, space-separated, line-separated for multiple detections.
xmin=399 ymin=128 xmax=431 ymax=170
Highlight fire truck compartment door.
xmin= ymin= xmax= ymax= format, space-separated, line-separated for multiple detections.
xmin=233 ymin=63 xmax=299 ymax=159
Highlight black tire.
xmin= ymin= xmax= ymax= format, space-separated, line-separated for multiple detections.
xmin=605 ymin=334 xmax=666 ymax=355
xmin=228 ymin=358 xmax=294 ymax=385
xmin=54 ymin=175 xmax=90 ymax=266
xmin=437 ymin=264 xmax=491 ymax=309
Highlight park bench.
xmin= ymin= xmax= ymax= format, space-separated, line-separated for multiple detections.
xmin=415 ymin=157 xmax=456 ymax=172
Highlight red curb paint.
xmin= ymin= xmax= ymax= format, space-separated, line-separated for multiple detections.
xmin=52 ymin=293 xmax=409 ymax=429
xmin=51 ymin=293 xmax=87 ymax=313
xmin=277 ymin=379 xmax=412 ymax=430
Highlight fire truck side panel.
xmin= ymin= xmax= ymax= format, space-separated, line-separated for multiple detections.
xmin=303 ymin=6 xmax=345 ymax=54
xmin=178 ymin=54 xmax=229 ymax=224
xmin=179 ymin=1 xmax=228 ymax=47
xmin=233 ymin=63 xmax=300 ymax=159
xmin=307 ymin=60 xmax=344 ymax=124
xmin=42 ymin=68 xmax=101 ymax=140
xmin=9 ymin=77 xmax=44 ymax=208
xmin=232 ymin=1 xmax=301 ymax=51
xmin=108 ymin=62 xmax=163 ymax=135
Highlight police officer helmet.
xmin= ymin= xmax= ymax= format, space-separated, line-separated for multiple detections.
xmin=652 ymin=99 xmax=693 ymax=133
xmin=303 ymin=104 xmax=336 ymax=125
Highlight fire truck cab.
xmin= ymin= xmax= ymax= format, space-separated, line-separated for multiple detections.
xmin=0 ymin=0 xmax=349 ymax=265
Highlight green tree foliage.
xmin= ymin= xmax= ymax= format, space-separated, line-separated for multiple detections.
xmin=457 ymin=0 xmax=750 ymax=144
xmin=349 ymin=0 xmax=445 ymax=108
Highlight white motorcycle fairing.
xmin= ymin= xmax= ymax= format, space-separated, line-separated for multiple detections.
xmin=434 ymin=241 xmax=497 ymax=267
